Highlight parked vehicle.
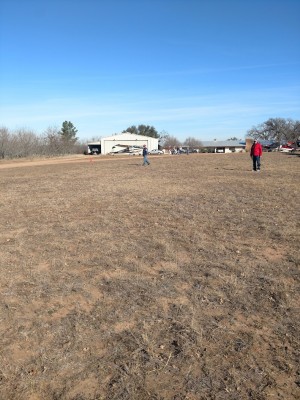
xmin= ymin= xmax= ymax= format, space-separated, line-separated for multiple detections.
xmin=89 ymin=148 xmax=100 ymax=155
xmin=148 ymin=149 xmax=164 ymax=155
xmin=263 ymin=142 xmax=279 ymax=152
xmin=86 ymin=144 xmax=101 ymax=155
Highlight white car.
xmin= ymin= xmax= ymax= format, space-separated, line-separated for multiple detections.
xmin=148 ymin=149 xmax=164 ymax=155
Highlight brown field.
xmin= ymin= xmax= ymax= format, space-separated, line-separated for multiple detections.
xmin=0 ymin=152 xmax=299 ymax=400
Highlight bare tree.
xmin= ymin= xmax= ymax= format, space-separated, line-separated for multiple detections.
xmin=0 ymin=128 xmax=46 ymax=158
xmin=0 ymin=125 xmax=86 ymax=159
xmin=158 ymin=130 xmax=170 ymax=148
xmin=12 ymin=129 xmax=41 ymax=157
xmin=42 ymin=126 xmax=63 ymax=155
xmin=163 ymin=135 xmax=182 ymax=148
xmin=0 ymin=127 xmax=12 ymax=158
xmin=247 ymin=118 xmax=300 ymax=143
xmin=183 ymin=137 xmax=203 ymax=148
xmin=288 ymin=119 xmax=300 ymax=144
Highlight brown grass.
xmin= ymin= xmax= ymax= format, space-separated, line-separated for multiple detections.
xmin=0 ymin=152 xmax=299 ymax=400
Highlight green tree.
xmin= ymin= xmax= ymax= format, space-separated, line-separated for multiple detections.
xmin=123 ymin=125 xmax=138 ymax=135
xmin=60 ymin=121 xmax=78 ymax=143
xmin=123 ymin=124 xmax=159 ymax=138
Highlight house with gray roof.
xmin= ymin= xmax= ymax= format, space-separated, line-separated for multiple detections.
xmin=200 ymin=140 xmax=246 ymax=153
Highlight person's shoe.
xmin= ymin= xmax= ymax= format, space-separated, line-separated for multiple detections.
xmin=257 ymin=169 xmax=260 ymax=172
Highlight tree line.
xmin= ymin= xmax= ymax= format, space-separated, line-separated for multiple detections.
xmin=123 ymin=119 xmax=300 ymax=147
xmin=122 ymin=125 xmax=203 ymax=148
xmin=0 ymin=123 xmax=203 ymax=159
xmin=0 ymin=122 xmax=84 ymax=159
xmin=1 ymin=118 xmax=299 ymax=159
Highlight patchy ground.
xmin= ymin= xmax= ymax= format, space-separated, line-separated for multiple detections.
xmin=0 ymin=152 xmax=299 ymax=400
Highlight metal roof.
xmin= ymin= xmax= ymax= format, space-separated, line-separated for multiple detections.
xmin=101 ymin=133 xmax=158 ymax=141
xmin=201 ymin=140 xmax=245 ymax=147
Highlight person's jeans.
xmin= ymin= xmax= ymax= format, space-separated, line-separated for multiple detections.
xmin=252 ymin=156 xmax=261 ymax=171
xmin=143 ymin=155 xmax=150 ymax=165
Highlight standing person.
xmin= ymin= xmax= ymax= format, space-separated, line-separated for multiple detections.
xmin=142 ymin=144 xmax=150 ymax=166
xmin=250 ymin=139 xmax=263 ymax=172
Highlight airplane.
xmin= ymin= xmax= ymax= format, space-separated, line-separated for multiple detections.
xmin=110 ymin=144 xmax=143 ymax=155
xmin=279 ymin=144 xmax=295 ymax=152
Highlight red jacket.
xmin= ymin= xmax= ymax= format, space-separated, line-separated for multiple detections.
xmin=250 ymin=142 xmax=262 ymax=157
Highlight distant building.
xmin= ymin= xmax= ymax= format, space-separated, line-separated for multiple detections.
xmin=200 ymin=140 xmax=246 ymax=153
xmin=87 ymin=133 xmax=159 ymax=155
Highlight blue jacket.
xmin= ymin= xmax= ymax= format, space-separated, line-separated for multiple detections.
xmin=143 ymin=147 xmax=148 ymax=156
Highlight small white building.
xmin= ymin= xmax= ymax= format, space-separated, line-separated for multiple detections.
xmin=87 ymin=133 xmax=159 ymax=155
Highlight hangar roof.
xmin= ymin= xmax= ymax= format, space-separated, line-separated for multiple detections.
xmin=102 ymin=133 xmax=158 ymax=141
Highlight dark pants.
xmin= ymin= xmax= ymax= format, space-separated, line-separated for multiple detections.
xmin=252 ymin=156 xmax=261 ymax=171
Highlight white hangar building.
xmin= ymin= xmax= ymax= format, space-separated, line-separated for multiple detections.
xmin=87 ymin=133 xmax=159 ymax=155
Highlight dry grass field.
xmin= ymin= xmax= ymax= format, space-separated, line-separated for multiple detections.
xmin=0 ymin=152 xmax=299 ymax=400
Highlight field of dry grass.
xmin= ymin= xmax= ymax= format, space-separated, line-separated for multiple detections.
xmin=0 ymin=152 xmax=299 ymax=400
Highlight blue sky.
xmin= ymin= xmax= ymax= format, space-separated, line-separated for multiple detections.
xmin=0 ymin=0 xmax=299 ymax=142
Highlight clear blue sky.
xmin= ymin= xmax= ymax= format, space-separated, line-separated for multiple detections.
xmin=0 ymin=0 xmax=299 ymax=142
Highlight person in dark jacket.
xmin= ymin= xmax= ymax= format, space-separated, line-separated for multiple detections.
xmin=142 ymin=144 xmax=150 ymax=166
xmin=250 ymin=139 xmax=263 ymax=172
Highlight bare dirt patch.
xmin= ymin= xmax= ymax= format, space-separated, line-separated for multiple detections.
xmin=0 ymin=153 xmax=299 ymax=399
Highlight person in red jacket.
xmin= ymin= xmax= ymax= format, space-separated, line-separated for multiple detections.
xmin=250 ymin=139 xmax=263 ymax=172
